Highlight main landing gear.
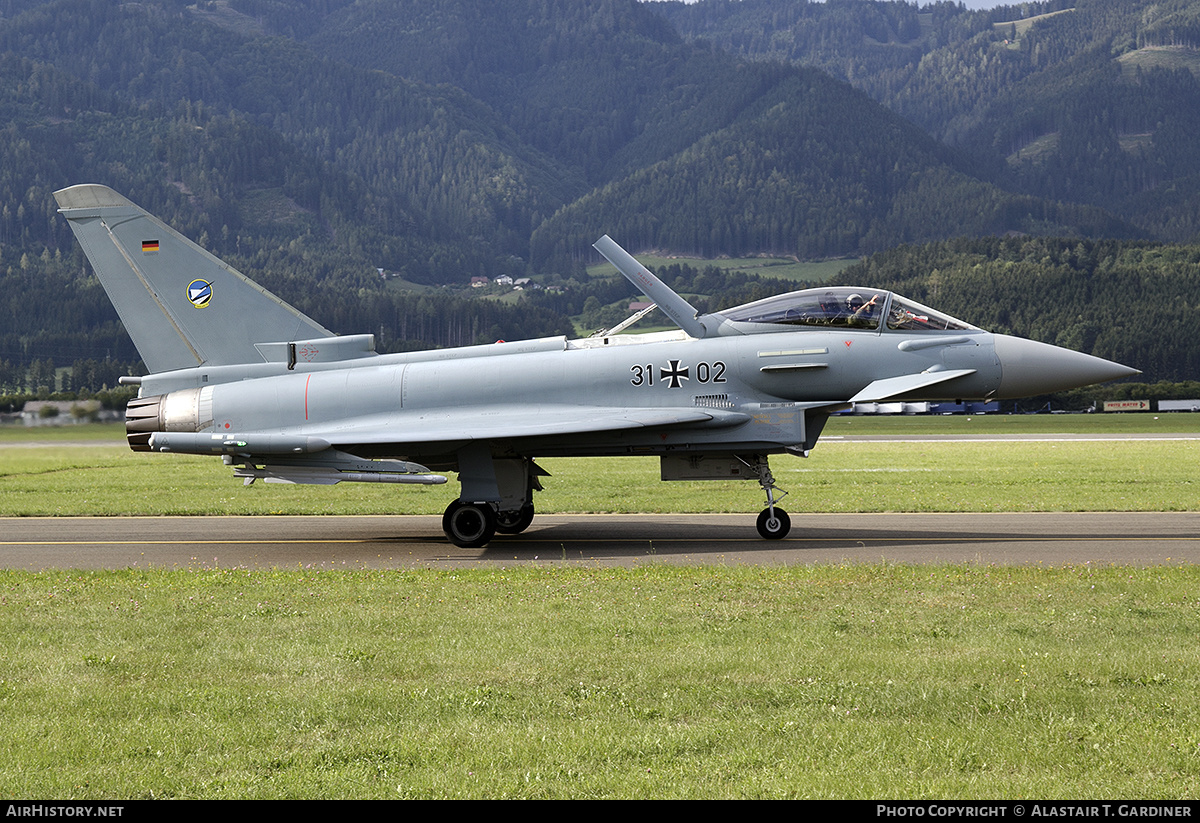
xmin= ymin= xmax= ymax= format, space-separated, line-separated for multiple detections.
xmin=442 ymin=500 xmax=535 ymax=548
xmin=442 ymin=454 xmax=543 ymax=548
xmin=494 ymin=503 xmax=535 ymax=535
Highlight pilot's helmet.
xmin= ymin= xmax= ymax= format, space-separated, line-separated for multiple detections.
xmin=847 ymin=293 xmax=864 ymax=310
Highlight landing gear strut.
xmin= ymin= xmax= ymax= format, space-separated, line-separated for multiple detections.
xmin=444 ymin=454 xmax=544 ymax=548
xmin=746 ymin=457 xmax=791 ymax=540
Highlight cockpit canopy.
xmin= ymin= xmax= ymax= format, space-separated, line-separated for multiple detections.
xmin=718 ymin=287 xmax=977 ymax=332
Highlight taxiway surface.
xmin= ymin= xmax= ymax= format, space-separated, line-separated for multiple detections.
xmin=2 ymin=512 xmax=1198 ymax=570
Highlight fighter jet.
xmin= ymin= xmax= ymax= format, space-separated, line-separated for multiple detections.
xmin=54 ymin=184 xmax=1139 ymax=547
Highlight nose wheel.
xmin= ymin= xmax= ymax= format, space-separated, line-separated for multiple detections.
xmin=756 ymin=507 xmax=791 ymax=540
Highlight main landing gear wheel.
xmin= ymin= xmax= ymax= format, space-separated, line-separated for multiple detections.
xmin=494 ymin=503 xmax=535 ymax=535
xmin=756 ymin=508 xmax=791 ymax=540
xmin=443 ymin=500 xmax=496 ymax=548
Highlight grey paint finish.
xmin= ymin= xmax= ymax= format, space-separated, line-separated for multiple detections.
xmin=55 ymin=185 xmax=1138 ymax=547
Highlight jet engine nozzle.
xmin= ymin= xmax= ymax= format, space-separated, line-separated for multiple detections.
xmin=124 ymin=387 xmax=211 ymax=451
xmin=125 ymin=394 xmax=164 ymax=451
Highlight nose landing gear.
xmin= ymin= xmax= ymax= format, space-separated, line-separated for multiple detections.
xmin=746 ymin=457 xmax=791 ymax=540
xmin=756 ymin=506 xmax=791 ymax=540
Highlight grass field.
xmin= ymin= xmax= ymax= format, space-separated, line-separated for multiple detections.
xmin=2 ymin=416 xmax=1198 ymax=516
xmin=2 ymin=564 xmax=1198 ymax=799
xmin=2 ymin=416 xmax=1199 ymax=798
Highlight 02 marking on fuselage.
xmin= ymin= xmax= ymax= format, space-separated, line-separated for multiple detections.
xmin=630 ymin=360 xmax=727 ymax=388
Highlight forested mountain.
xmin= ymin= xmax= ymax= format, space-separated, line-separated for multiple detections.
xmin=294 ymin=0 xmax=1132 ymax=266
xmin=0 ymin=0 xmax=1198 ymax=391
xmin=656 ymin=0 xmax=1200 ymax=243
xmin=0 ymin=0 xmax=1144 ymax=272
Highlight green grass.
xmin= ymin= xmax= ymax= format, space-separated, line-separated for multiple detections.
xmin=993 ymin=8 xmax=1075 ymax=39
xmin=1118 ymin=45 xmax=1200 ymax=80
xmin=1007 ymin=132 xmax=1061 ymax=168
xmin=3 ymin=417 xmax=1199 ymax=798
xmin=1 ymin=564 xmax=1198 ymax=798
xmin=2 ymin=417 xmax=1198 ymax=515
xmin=825 ymin=411 xmax=1200 ymax=436
xmin=0 ymin=423 xmax=126 ymax=442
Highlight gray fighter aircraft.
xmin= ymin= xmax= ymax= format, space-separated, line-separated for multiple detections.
xmin=55 ymin=184 xmax=1139 ymax=547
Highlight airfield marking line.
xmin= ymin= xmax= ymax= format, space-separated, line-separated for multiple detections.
xmin=0 ymin=539 xmax=373 ymax=546
xmin=497 ymin=537 xmax=1200 ymax=544
xmin=821 ymin=436 xmax=1200 ymax=442
xmin=10 ymin=536 xmax=1200 ymax=547
xmin=7 ymin=532 xmax=1200 ymax=548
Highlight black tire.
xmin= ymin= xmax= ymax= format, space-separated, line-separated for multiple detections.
xmin=442 ymin=500 xmax=462 ymax=534
xmin=494 ymin=503 xmax=535 ymax=535
xmin=444 ymin=501 xmax=496 ymax=548
xmin=756 ymin=508 xmax=791 ymax=540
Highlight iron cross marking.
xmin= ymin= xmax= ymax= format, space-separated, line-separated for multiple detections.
xmin=660 ymin=359 xmax=690 ymax=389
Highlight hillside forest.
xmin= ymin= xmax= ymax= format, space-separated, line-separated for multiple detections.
xmin=3 ymin=0 xmax=1200 ymax=402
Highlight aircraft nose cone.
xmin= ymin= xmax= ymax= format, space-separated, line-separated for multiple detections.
xmin=993 ymin=334 xmax=1140 ymax=398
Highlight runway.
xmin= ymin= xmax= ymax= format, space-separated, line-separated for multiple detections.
xmin=2 ymin=512 xmax=1198 ymax=570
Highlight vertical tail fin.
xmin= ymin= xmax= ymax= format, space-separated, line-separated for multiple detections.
xmin=54 ymin=184 xmax=334 ymax=373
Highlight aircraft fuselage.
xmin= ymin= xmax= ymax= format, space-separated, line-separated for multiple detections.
xmin=134 ymin=322 xmax=1004 ymax=464
xmin=55 ymin=185 xmax=1139 ymax=546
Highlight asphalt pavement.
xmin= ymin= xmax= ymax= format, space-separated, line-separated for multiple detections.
xmin=3 ymin=511 xmax=1197 ymax=570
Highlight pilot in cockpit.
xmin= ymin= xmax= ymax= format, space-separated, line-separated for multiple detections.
xmin=846 ymin=293 xmax=881 ymax=328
